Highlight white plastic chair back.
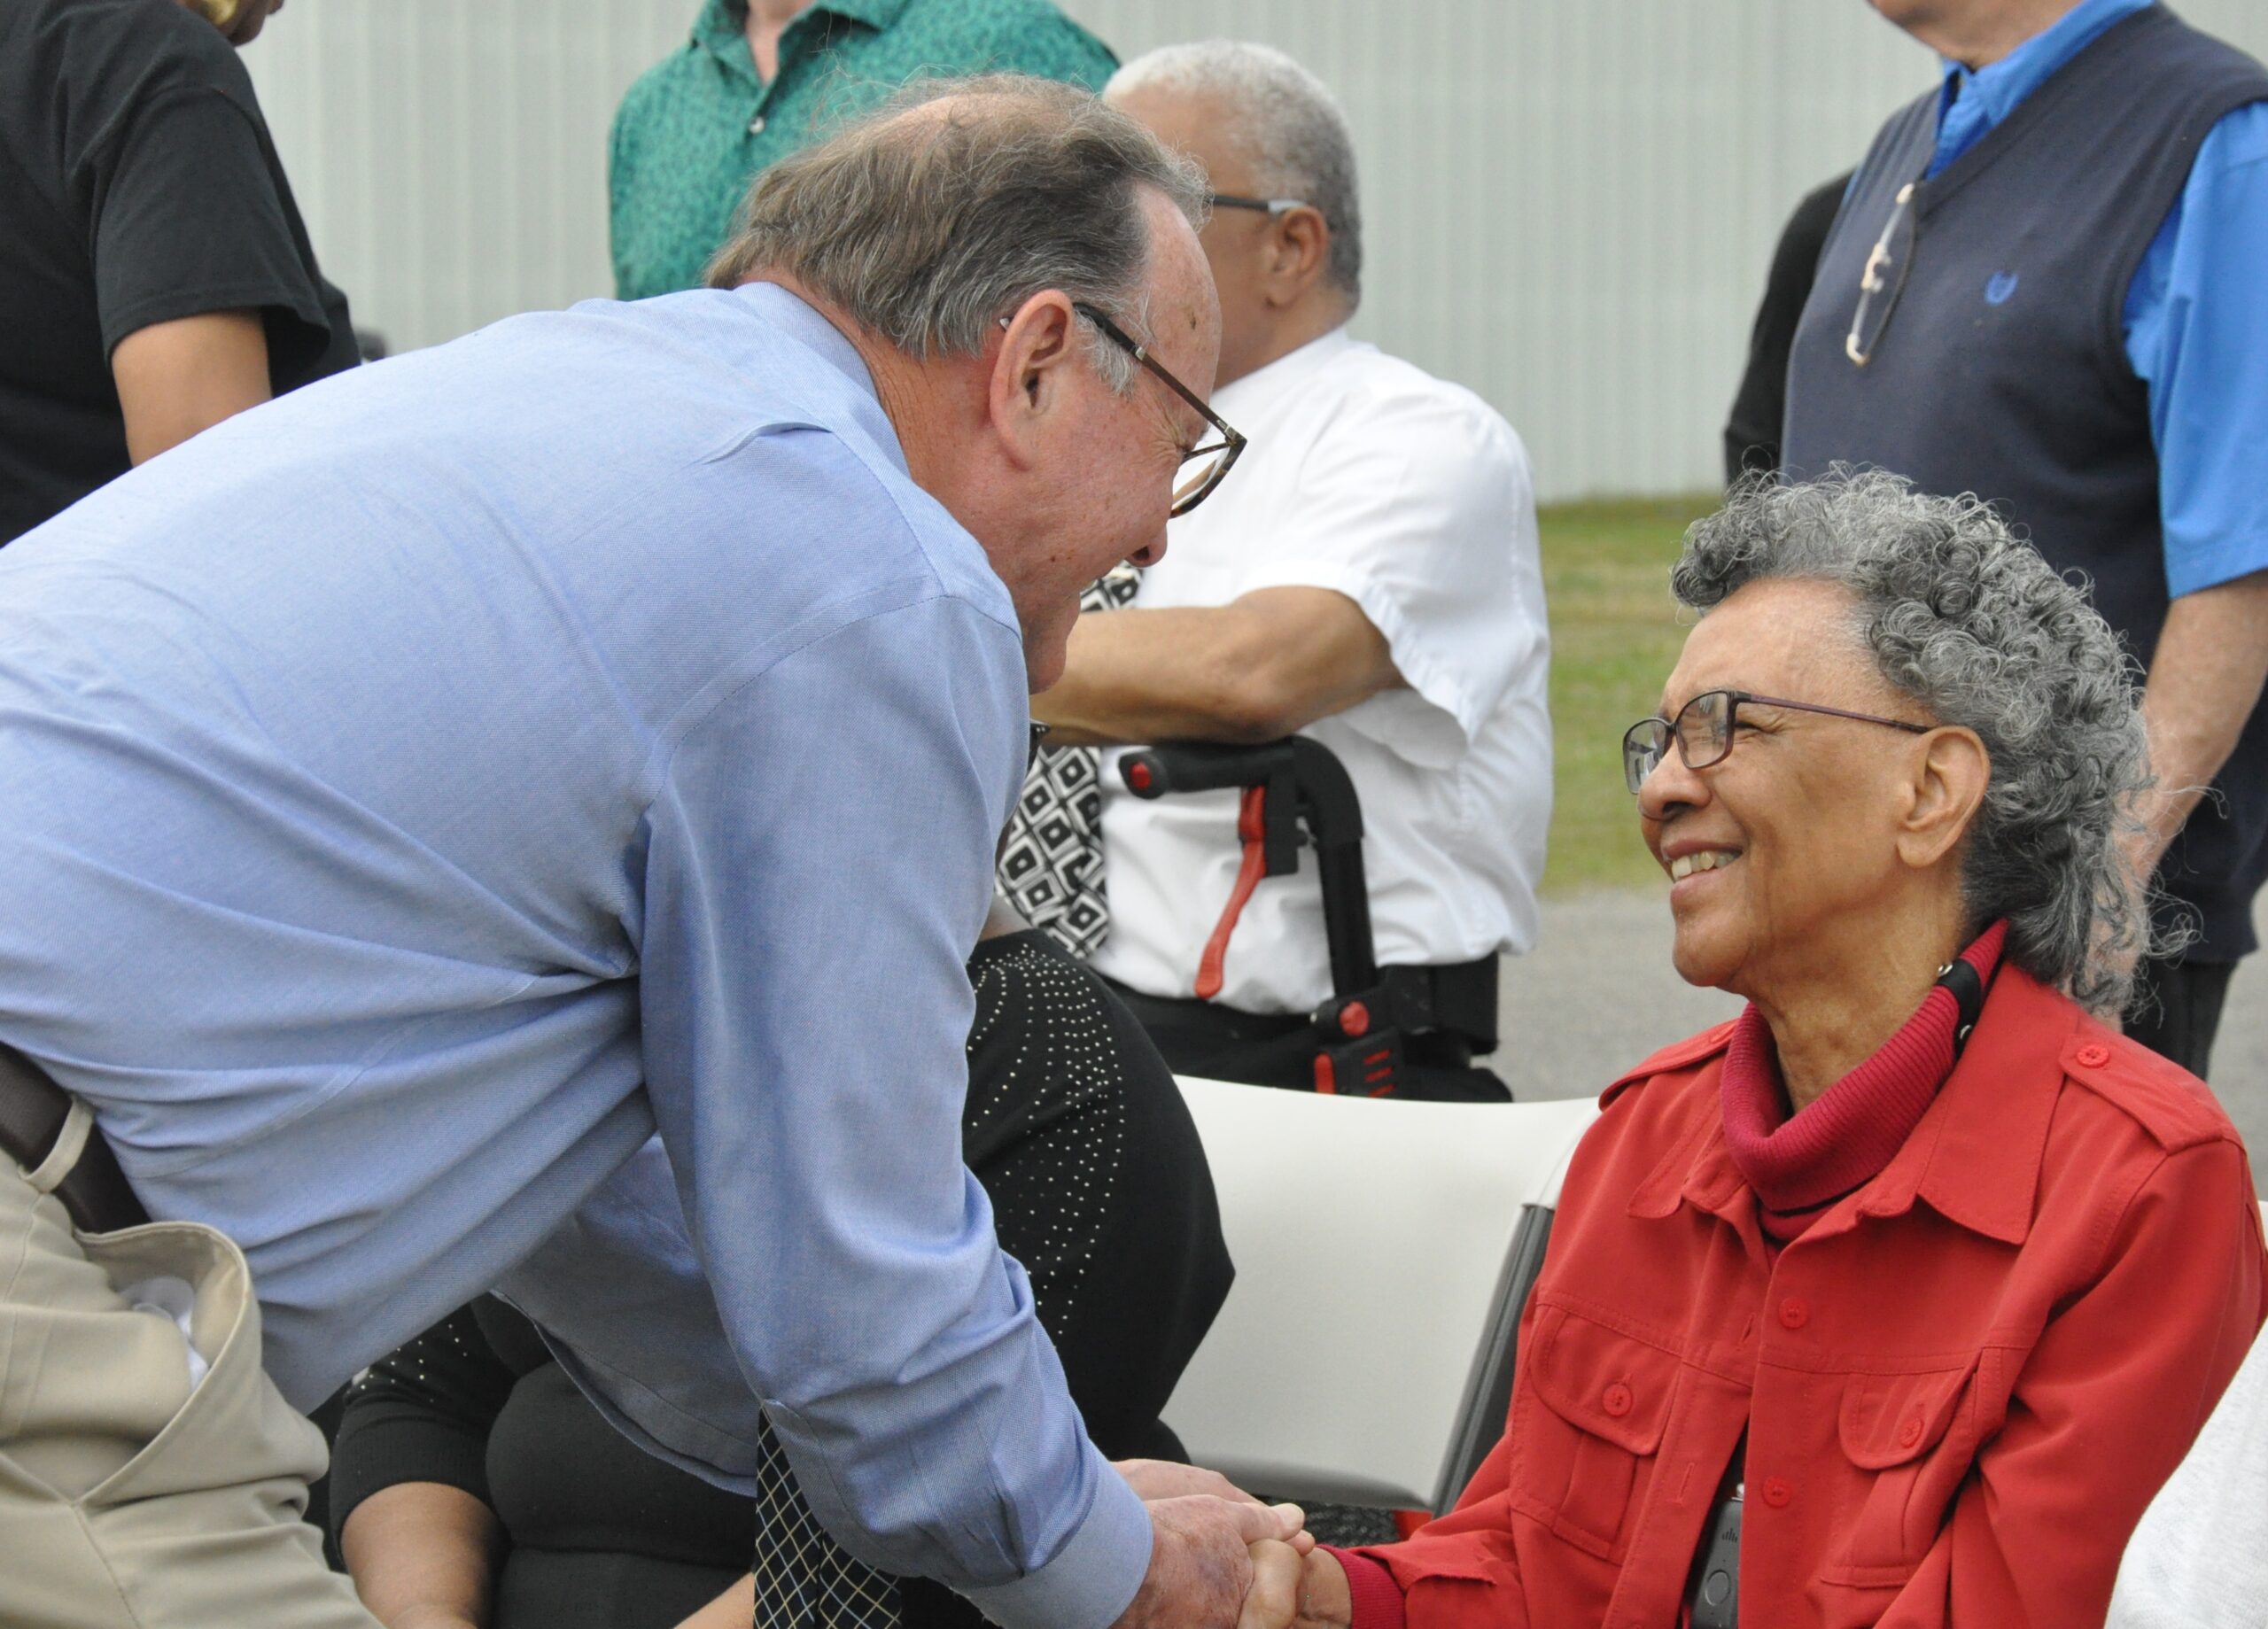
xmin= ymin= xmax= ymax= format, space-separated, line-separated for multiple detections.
xmin=1163 ymin=1080 xmax=1599 ymax=1509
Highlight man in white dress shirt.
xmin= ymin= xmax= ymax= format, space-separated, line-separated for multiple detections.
xmin=1032 ymin=42 xmax=1551 ymax=1098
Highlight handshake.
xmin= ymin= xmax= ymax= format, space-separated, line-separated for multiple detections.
xmin=1108 ymin=1461 xmax=1357 ymax=1629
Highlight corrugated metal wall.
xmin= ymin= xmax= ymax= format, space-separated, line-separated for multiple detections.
xmin=245 ymin=2 xmax=2268 ymax=500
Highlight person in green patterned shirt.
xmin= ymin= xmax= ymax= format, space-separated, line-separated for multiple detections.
xmin=610 ymin=0 xmax=1118 ymax=301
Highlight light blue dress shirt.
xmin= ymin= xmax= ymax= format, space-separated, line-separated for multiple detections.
xmin=1925 ymin=0 xmax=2268 ymax=598
xmin=0 ymin=283 xmax=1149 ymax=1629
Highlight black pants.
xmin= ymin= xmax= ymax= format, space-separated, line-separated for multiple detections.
xmin=1098 ymin=975 xmax=1510 ymax=1103
xmin=2124 ymin=955 xmax=2238 ymax=1079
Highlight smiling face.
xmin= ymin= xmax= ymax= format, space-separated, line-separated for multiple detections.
xmin=1637 ymin=578 xmax=1953 ymax=1003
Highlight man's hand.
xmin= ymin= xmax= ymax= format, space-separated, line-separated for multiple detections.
xmin=1114 ymin=1458 xmax=1265 ymax=1505
xmin=1238 ymin=1540 xmax=1354 ymax=1629
xmin=2131 ymin=570 xmax=2268 ymax=882
xmin=1109 ymin=1496 xmax=1306 ymax=1629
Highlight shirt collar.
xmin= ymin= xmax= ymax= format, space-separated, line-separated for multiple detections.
xmin=1214 ymin=324 xmax=1359 ymax=415
xmin=692 ymin=0 xmax=908 ymax=65
xmin=1937 ymin=0 xmax=2152 ymax=133
xmin=1853 ymin=962 xmax=2079 ymax=1245
xmin=726 ymin=281 xmax=898 ymax=466
xmin=1624 ymin=961 xmax=2084 ymax=1248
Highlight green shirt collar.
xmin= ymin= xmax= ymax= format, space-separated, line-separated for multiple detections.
xmin=693 ymin=0 xmax=909 ymax=60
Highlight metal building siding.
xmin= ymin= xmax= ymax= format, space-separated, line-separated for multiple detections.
xmin=245 ymin=2 xmax=2268 ymax=500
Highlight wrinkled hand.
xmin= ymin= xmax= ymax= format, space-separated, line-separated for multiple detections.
xmin=1114 ymin=1459 xmax=1265 ymax=1506
xmin=1107 ymin=1496 xmax=1306 ymax=1629
xmin=1238 ymin=1541 xmax=1353 ymax=1629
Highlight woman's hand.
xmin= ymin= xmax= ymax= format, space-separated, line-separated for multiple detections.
xmin=1239 ymin=1540 xmax=1353 ymax=1629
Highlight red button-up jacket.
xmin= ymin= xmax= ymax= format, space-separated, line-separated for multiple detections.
xmin=1359 ymin=966 xmax=2264 ymax=1628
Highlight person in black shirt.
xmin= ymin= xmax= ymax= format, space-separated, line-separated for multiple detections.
xmin=330 ymin=911 xmax=1237 ymax=1629
xmin=0 ymin=0 xmax=357 ymax=546
xmin=1722 ymin=173 xmax=1852 ymax=485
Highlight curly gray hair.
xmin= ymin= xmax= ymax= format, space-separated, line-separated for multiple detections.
xmin=1670 ymin=470 xmax=2163 ymax=1016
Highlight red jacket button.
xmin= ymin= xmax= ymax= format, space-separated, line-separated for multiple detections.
xmin=1761 ymin=1477 xmax=1792 ymax=1509
xmin=1778 ymin=1297 xmax=1810 ymax=1330
xmin=1899 ymin=1416 xmax=1924 ymax=1448
xmin=2076 ymin=1042 xmax=2111 ymax=1067
xmin=1603 ymin=1382 xmax=1634 ymax=1417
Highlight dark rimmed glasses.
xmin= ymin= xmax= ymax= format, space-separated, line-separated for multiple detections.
xmin=1622 ymin=689 xmax=1930 ymax=794
xmin=1846 ymin=180 xmax=1920 ymax=367
xmin=1070 ymin=301 xmax=1247 ymax=516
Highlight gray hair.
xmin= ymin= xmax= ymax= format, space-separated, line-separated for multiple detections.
xmin=1108 ymin=41 xmax=1363 ymax=308
xmin=705 ymin=74 xmax=1207 ymax=392
xmin=1670 ymin=470 xmax=2165 ymax=1017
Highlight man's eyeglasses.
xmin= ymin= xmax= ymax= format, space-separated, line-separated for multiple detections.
xmin=1207 ymin=192 xmax=1308 ymax=217
xmin=1069 ymin=301 xmax=1247 ymax=516
xmin=1846 ymin=180 xmax=1919 ymax=367
xmin=1621 ymin=688 xmax=1930 ymax=794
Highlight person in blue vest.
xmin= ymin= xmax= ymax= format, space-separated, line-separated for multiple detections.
xmin=1780 ymin=0 xmax=2268 ymax=1078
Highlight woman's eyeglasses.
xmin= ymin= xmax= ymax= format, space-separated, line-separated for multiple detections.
xmin=1622 ymin=689 xmax=1930 ymax=794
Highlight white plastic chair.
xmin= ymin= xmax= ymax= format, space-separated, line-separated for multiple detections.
xmin=1163 ymin=1081 xmax=1600 ymax=1512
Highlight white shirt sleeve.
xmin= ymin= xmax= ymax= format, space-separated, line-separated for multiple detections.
xmin=1239 ymin=380 xmax=1542 ymax=769
xmin=2108 ymin=1325 xmax=2268 ymax=1627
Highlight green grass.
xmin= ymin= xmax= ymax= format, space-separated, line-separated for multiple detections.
xmin=1537 ymin=494 xmax=1719 ymax=895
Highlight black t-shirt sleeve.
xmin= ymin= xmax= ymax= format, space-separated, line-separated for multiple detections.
xmin=327 ymin=1302 xmax=521 ymax=1545
xmin=1725 ymin=170 xmax=1855 ymax=484
xmin=82 ymin=80 xmax=336 ymax=372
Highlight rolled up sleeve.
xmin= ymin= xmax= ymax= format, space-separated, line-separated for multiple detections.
xmin=1239 ymin=386 xmax=1542 ymax=769
xmin=2130 ymin=105 xmax=2268 ymax=601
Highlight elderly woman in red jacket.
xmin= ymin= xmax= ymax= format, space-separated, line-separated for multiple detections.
xmin=1242 ymin=472 xmax=2266 ymax=1629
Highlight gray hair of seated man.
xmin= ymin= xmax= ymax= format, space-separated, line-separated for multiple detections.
xmin=1670 ymin=469 xmax=2170 ymax=1019
xmin=704 ymin=74 xmax=1206 ymax=394
xmin=1107 ymin=40 xmax=1364 ymax=310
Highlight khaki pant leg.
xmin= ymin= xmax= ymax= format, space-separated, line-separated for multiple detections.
xmin=0 ymin=1156 xmax=379 ymax=1629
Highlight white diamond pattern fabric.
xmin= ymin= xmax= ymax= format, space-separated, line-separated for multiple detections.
xmin=750 ymin=1407 xmax=905 ymax=1629
xmin=996 ymin=570 xmax=1141 ymax=958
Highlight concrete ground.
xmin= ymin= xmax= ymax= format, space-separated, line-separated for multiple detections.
xmin=1481 ymin=889 xmax=2268 ymax=1196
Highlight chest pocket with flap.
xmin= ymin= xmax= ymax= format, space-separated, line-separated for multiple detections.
xmin=1515 ymin=1301 xmax=1682 ymax=1559
xmin=1822 ymin=1357 xmax=1986 ymax=1586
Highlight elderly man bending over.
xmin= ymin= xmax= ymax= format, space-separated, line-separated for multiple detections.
xmin=1025 ymin=43 xmax=1549 ymax=1099
xmin=1241 ymin=474 xmax=2264 ymax=1629
xmin=0 ymin=80 xmax=1296 ymax=1629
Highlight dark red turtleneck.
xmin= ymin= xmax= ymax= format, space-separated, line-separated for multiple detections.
xmin=1720 ymin=920 xmax=2008 ymax=1245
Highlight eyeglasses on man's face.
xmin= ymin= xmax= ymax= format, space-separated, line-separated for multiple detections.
xmin=1068 ymin=302 xmax=1247 ymax=516
xmin=993 ymin=303 xmax=1247 ymax=516
xmin=1621 ymin=688 xmax=1930 ymax=795
xmin=1207 ymin=192 xmax=1309 ymax=217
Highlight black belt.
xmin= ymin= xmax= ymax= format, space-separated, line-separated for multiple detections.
xmin=0 ymin=1042 xmax=149 ymax=1233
